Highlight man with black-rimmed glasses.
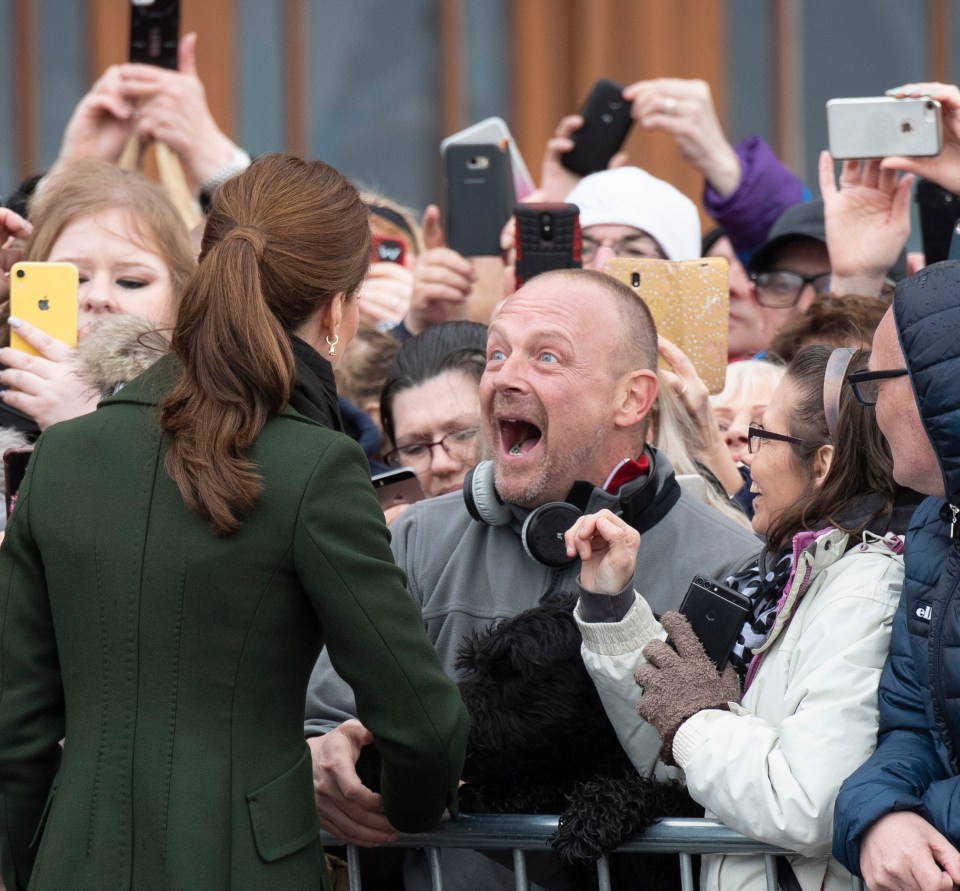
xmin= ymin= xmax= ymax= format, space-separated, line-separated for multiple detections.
xmin=835 ymin=261 xmax=960 ymax=891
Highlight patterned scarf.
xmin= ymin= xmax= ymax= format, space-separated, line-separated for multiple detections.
xmin=724 ymin=549 xmax=794 ymax=680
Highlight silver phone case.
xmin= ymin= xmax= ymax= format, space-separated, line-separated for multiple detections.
xmin=826 ymin=96 xmax=942 ymax=159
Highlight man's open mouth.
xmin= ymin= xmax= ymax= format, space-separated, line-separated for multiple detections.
xmin=499 ymin=418 xmax=543 ymax=457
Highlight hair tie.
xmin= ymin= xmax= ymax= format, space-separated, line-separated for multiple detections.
xmin=223 ymin=226 xmax=266 ymax=259
xmin=823 ymin=347 xmax=855 ymax=438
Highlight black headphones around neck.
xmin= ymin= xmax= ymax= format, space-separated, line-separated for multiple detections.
xmin=462 ymin=449 xmax=680 ymax=568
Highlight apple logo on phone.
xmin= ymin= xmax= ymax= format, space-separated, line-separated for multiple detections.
xmin=38 ymin=299 xmax=49 ymax=311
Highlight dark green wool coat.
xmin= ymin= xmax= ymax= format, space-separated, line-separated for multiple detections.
xmin=0 ymin=357 xmax=468 ymax=890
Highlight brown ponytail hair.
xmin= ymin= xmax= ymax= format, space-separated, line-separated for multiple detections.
xmin=161 ymin=153 xmax=370 ymax=536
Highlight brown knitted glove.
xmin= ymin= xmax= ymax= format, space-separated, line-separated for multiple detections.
xmin=635 ymin=611 xmax=742 ymax=766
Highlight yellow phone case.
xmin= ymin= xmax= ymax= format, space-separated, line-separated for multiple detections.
xmin=9 ymin=262 xmax=79 ymax=355
xmin=602 ymin=257 xmax=730 ymax=394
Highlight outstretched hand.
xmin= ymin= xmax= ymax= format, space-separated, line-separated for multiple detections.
xmin=564 ymin=509 xmax=640 ymax=594
xmin=539 ymin=115 xmax=629 ymax=202
xmin=881 ymin=83 xmax=960 ymax=194
xmin=819 ymin=151 xmax=912 ymax=296
xmin=624 ymin=78 xmax=741 ymax=196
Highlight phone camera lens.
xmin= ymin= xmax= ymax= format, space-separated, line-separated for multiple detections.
xmin=15 ymin=269 xmax=24 ymax=278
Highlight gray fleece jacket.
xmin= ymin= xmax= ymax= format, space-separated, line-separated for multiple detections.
xmin=304 ymin=450 xmax=759 ymax=728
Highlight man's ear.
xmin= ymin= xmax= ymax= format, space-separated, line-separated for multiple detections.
xmin=613 ymin=369 xmax=659 ymax=429
xmin=812 ymin=443 xmax=835 ymax=487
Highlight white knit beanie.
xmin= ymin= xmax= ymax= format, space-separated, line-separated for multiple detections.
xmin=566 ymin=167 xmax=701 ymax=261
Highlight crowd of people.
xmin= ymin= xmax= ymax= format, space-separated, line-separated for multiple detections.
xmin=2 ymin=29 xmax=960 ymax=891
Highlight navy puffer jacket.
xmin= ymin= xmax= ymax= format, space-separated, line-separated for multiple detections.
xmin=834 ymin=261 xmax=960 ymax=873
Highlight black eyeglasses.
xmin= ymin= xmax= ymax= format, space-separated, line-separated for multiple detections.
xmin=750 ymin=270 xmax=832 ymax=308
xmin=384 ymin=427 xmax=480 ymax=470
xmin=747 ymin=422 xmax=809 ymax=454
xmin=847 ymin=368 xmax=908 ymax=406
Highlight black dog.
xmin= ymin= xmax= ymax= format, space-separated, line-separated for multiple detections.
xmin=457 ymin=591 xmax=701 ymax=890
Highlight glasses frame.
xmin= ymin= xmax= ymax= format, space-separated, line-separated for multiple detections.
xmin=580 ymin=235 xmax=664 ymax=262
xmin=847 ymin=368 xmax=909 ymax=406
xmin=747 ymin=422 xmax=808 ymax=455
xmin=749 ymin=269 xmax=833 ymax=308
xmin=384 ymin=427 xmax=481 ymax=469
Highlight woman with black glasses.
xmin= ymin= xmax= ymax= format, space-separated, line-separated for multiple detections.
xmin=573 ymin=344 xmax=905 ymax=891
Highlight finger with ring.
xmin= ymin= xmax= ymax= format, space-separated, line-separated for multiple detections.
xmin=664 ymin=96 xmax=678 ymax=115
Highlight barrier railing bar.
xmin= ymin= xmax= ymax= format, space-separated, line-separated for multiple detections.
xmin=321 ymin=816 xmax=862 ymax=890
xmin=679 ymin=852 xmax=695 ymax=891
xmin=427 ymin=846 xmax=442 ymax=891
xmin=512 ymin=847 xmax=528 ymax=891
xmin=346 ymin=844 xmax=361 ymax=891
xmin=596 ymin=853 xmax=611 ymax=891
xmin=763 ymin=853 xmax=778 ymax=891
xmin=323 ymin=816 xmax=797 ymax=854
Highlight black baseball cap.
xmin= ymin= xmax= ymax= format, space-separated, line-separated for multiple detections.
xmin=749 ymin=198 xmax=907 ymax=283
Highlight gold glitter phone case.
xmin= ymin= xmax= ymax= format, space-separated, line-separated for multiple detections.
xmin=601 ymin=256 xmax=729 ymax=394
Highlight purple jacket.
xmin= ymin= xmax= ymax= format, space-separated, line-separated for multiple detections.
xmin=702 ymin=134 xmax=808 ymax=256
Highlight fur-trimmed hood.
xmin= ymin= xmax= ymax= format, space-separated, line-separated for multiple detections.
xmin=74 ymin=315 xmax=171 ymax=396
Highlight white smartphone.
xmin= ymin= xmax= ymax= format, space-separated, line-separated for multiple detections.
xmin=826 ymin=96 xmax=942 ymax=159
xmin=441 ymin=116 xmax=535 ymax=201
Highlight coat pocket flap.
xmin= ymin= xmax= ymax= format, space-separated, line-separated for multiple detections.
xmin=246 ymin=747 xmax=320 ymax=862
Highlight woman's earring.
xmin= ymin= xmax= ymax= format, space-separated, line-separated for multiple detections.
xmin=326 ymin=334 xmax=339 ymax=356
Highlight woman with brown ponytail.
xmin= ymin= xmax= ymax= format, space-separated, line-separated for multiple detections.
xmin=0 ymin=153 xmax=469 ymax=891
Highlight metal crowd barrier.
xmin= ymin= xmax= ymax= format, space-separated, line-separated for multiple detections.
xmin=321 ymin=815 xmax=866 ymax=891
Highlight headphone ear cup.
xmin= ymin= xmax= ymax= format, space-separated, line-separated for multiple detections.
xmin=463 ymin=460 xmax=512 ymax=526
xmin=521 ymin=502 xmax=583 ymax=567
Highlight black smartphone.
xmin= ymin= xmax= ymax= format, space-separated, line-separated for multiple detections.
xmin=371 ymin=468 xmax=426 ymax=510
xmin=130 ymin=0 xmax=180 ymax=69
xmin=678 ymin=575 xmax=751 ymax=671
xmin=514 ymin=203 xmax=582 ymax=287
xmin=561 ymin=78 xmax=634 ymax=177
xmin=916 ymin=178 xmax=960 ymax=266
xmin=4 ymin=446 xmax=34 ymax=518
xmin=443 ymin=143 xmax=515 ymax=256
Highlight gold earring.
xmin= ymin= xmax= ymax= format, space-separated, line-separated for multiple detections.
xmin=325 ymin=334 xmax=339 ymax=356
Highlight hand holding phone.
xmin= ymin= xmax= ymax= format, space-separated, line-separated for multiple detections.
xmin=678 ymin=575 xmax=750 ymax=671
xmin=9 ymin=262 xmax=79 ymax=355
xmin=561 ymin=79 xmax=634 ymax=177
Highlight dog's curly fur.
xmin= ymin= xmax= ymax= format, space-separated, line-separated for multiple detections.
xmin=457 ymin=591 xmax=701 ymax=890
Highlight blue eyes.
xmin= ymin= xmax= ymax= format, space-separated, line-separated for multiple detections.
xmin=487 ymin=349 xmax=559 ymax=364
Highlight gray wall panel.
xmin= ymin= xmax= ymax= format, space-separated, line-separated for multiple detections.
xmin=800 ymin=0 xmax=927 ymax=193
xmin=37 ymin=0 xmax=86 ymax=172
xmin=309 ymin=0 xmax=438 ymax=211
xmin=726 ymin=0 xmax=772 ymax=147
xmin=235 ymin=0 xmax=284 ymax=158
